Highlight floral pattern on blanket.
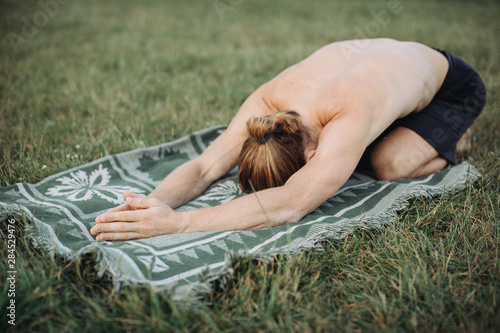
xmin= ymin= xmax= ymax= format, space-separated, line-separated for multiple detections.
xmin=46 ymin=164 xmax=144 ymax=204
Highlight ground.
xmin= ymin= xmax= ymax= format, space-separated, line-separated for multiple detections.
xmin=0 ymin=0 xmax=499 ymax=332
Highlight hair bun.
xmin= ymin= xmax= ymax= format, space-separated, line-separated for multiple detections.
xmin=239 ymin=110 xmax=306 ymax=193
xmin=271 ymin=110 xmax=302 ymax=134
xmin=246 ymin=110 xmax=302 ymax=141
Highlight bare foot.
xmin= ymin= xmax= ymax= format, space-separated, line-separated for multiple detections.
xmin=456 ymin=128 xmax=472 ymax=155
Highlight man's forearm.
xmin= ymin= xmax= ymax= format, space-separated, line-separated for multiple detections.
xmin=178 ymin=185 xmax=307 ymax=233
xmin=148 ymin=159 xmax=212 ymax=209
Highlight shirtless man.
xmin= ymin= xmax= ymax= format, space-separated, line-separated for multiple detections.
xmin=90 ymin=38 xmax=486 ymax=241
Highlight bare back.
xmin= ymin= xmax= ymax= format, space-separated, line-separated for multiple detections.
xmin=259 ymin=38 xmax=449 ymax=145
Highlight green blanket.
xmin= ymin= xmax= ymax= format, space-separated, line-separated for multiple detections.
xmin=0 ymin=126 xmax=481 ymax=300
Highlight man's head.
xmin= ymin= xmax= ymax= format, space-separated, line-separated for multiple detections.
xmin=238 ymin=110 xmax=307 ymax=193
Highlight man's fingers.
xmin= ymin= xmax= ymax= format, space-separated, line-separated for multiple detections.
xmin=94 ymin=192 xmax=150 ymax=224
xmin=96 ymin=232 xmax=143 ymax=241
xmin=95 ymin=203 xmax=130 ymax=222
xmin=123 ymin=191 xmax=146 ymax=201
xmin=105 ymin=203 xmax=130 ymax=214
xmin=97 ymin=210 xmax=142 ymax=224
xmin=91 ymin=221 xmax=141 ymax=235
xmin=126 ymin=196 xmax=159 ymax=209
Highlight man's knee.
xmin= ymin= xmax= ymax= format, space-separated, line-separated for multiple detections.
xmin=370 ymin=143 xmax=430 ymax=180
xmin=371 ymin=145 xmax=445 ymax=180
xmin=369 ymin=126 xmax=442 ymax=180
xmin=370 ymin=151 xmax=409 ymax=180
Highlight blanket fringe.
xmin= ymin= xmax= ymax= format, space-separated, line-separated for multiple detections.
xmin=0 ymin=162 xmax=482 ymax=305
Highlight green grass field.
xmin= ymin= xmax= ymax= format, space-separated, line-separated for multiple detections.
xmin=1 ymin=0 xmax=499 ymax=331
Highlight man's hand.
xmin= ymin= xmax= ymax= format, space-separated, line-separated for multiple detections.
xmin=96 ymin=191 xmax=148 ymax=219
xmin=91 ymin=193 xmax=185 ymax=241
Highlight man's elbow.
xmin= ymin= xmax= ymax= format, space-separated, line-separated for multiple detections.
xmin=278 ymin=207 xmax=304 ymax=224
xmin=279 ymin=195 xmax=314 ymax=224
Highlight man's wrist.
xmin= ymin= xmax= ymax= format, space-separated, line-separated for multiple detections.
xmin=176 ymin=211 xmax=191 ymax=233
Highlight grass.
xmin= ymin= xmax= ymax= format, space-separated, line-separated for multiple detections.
xmin=1 ymin=0 xmax=499 ymax=331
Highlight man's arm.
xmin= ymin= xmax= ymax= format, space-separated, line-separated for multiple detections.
xmin=91 ymin=111 xmax=372 ymax=240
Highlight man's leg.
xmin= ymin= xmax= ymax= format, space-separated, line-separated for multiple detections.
xmin=456 ymin=128 xmax=472 ymax=155
xmin=370 ymin=126 xmax=448 ymax=180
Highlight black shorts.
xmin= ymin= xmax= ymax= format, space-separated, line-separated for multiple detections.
xmin=359 ymin=48 xmax=486 ymax=172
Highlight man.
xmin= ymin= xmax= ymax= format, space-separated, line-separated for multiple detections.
xmin=90 ymin=38 xmax=486 ymax=241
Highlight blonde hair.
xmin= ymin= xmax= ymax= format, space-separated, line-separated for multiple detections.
xmin=238 ymin=110 xmax=306 ymax=193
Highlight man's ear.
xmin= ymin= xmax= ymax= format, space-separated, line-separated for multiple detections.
xmin=305 ymin=149 xmax=316 ymax=163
